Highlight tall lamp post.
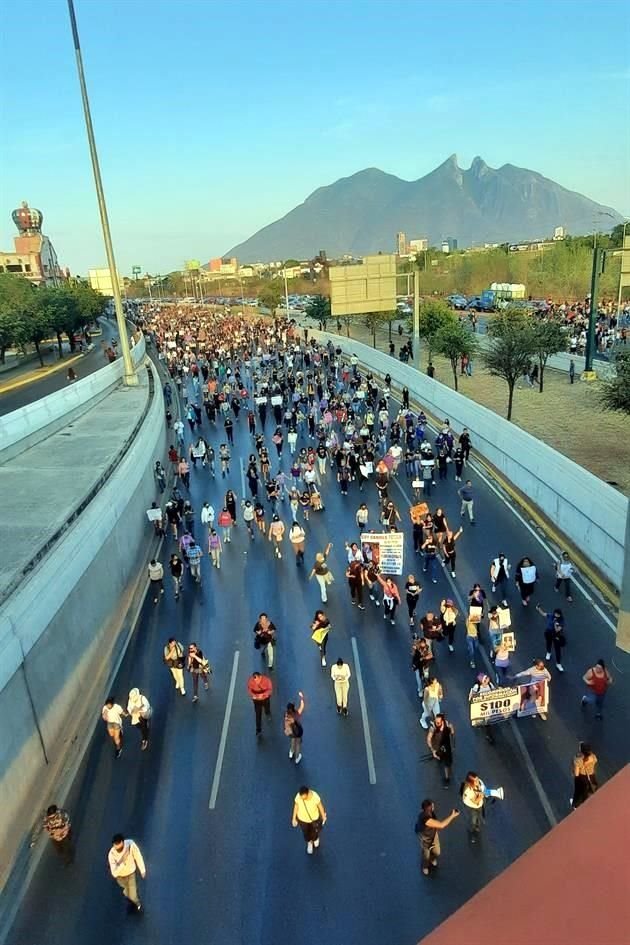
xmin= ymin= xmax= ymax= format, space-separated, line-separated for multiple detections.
xmin=67 ymin=0 xmax=137 ymax=385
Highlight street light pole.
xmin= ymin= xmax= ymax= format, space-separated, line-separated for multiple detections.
xmin=583 ymin=243 xmax=603 ymax=379
xmin=67 ymin=0 xmax=137 ymax=385
xmin=284 ymin=267 xmax=290 ymax=320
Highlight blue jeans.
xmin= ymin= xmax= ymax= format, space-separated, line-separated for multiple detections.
xmin=466 ymin=636 xmax=479 ymax=662
xmin=582 ymin=691 xmax=605 ymax=713
xmin=423 ymin=555 xmax=438 ymax=581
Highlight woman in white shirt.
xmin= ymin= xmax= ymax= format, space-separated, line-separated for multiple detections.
xmin=515 ymin=557 xmax=537 ymax=606
xmin=127 ymin=688 xmax=152 ymax=751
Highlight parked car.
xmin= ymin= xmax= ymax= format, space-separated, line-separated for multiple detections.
xmin=447 ymin=294 xmax=468 ymax=309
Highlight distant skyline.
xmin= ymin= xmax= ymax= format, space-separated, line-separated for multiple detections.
xmin=1 ymin=0 xmax=628 ymax=275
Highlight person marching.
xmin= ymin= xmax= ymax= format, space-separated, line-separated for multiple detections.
xmin=108 ymin=834 xmax=146 ymax=913
xmin=284 ymin=691 xmax=305 ymax=764
xmin=253 ymin=613 xmax=277 ymax=670
xmin=268 ymin=513 xmax=286 ymax=559
xmin=187 ymin=643 xmax=212 ymax=703
xmin=310 ymin=609 xmax=332 ymax=668
xmin=377 ymin=574 xmax=401 ymax=625
xmin=571 ymin=742 xmax=598 ymax=809
xmin=420 ymin=676 xmax=443 ymax=730
xmin=581 ymin=659 xmax=613 ymax=719
xmin=163 ymin=638 xmax=186 ymax=695
xmin=101 ymin=697 xmax=125 ymax=759
xmin=289 ymin=520 xmax=306 ymax=566
xmin=415 ymin=800 xmax=459 ymax=877
xmin=405 ymin=574 xmax=422 ymax=628
xmin=126 ymin=688 xmax=152 ymax=750
xmin=291 ymin=786 xmax=327 ymax=855
xmin=309 ymin=542 xmax=334 ymax=603
xmin=331 ymin=657 xmax=351 ymax=716
xmin=247 ymin=671 xmax=273 ymax=737
xmin=427 ymin=713 xmax=455 ymax=786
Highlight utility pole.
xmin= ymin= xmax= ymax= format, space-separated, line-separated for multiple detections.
xmin=583 ymin=244 xmax=604 ymax=379
xmin=67 ymin=0 xmax=137 ymax=385
xmin=413 ymin=267 xmax=420 ymax=370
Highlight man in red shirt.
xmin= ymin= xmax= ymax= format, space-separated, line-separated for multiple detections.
xmin=247 ymin=671 xmax=273 ymax=736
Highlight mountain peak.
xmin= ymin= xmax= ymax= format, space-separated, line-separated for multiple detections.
xmin=226 ymin=157 xmax=623 ymax=261
xmin=470 ymin=156 xmax=490 ymax=176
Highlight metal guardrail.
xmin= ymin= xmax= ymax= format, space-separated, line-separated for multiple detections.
xmin=0 ymin=363 xmax=155 ymax=608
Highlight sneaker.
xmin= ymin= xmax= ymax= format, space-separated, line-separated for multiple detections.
xmin=432 ymin=579 xmax=437 ymax=584
xmin=336 ymin=706 xmax=342 ymax=714
xmin=192 ymin=695 xmax=198 ymax=703
xmin=115 ymin=748 xmax=122 ymax=759
xmin=451 ymin=571 xmax=456 ymax=577
xmin=313 ymin=838 xmax=320 ymax=848
xmin=306 ymin=842 xmax=314 ymax=854
xmin=358 ymin=604 xmax=365 ymax=610
xmin=321 ymin=656 xmax=327 ymax=667
xmin=545 ymin=653 xmax=551 ymax=660
xmin=448 ymin=644 xmax=454 ymax=652
xmin=294 ymin=753 xmax=302 ymax=765
xmin=181 ymin=689 xmax=186 ymax=696
xmin=539 ymin=712 xmax=548 ymax=721
xmin=420 ymin=717 xmax=428 ymax=729
xmin=491 ymin=584 xmax=496 ymax=592
xmin=153 ymin=598 xmax=158 ymax=605
xmin=556 ymin=663 xmax=564 ymax=672
xmin=342 ymin=707 xmax=348 ymax=717
xmin=141 ymin=740 xmax=148 ymax=751
xmin=375 ymin=600 xmax=380 ymax=607
xmin=581 ymin=696 xmax=587 ymax=708
xmin=390 ymin=618 xmax=395 ymax=625
xmin=422 ymin=867 xmax=430 ymax=876
xmin=567 ymin=596 xmax=573 ymax=602
xmin=289 ymin=749 xmax=294 ymax=759
xmin=470 ymin=661 xmax=476 ymax=668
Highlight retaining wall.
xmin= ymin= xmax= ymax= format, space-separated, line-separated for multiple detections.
xmin=0 ymin=335 xmax=146 ymax=462
xmin=0 ymin=354 xmax=166 ymax=891
xmin=313 ymin=331 xmax=627 ymax=589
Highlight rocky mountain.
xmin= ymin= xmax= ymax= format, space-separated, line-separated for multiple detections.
xmin=226 ymin=155 xmax=622 ymax=261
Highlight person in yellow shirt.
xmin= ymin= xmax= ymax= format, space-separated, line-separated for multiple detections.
xmin=291 ymin=785 xmax=327 ymax=854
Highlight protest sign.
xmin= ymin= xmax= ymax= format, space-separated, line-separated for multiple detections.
xmin=361 ymin=532 xmax=404 ymax=575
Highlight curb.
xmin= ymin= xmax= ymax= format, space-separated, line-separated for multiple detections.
xmin=0 ymin=353 xmax=84 ymax=396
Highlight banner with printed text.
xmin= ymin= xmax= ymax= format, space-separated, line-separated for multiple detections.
xmin=361 ymin=532 xmax=404 ymax=575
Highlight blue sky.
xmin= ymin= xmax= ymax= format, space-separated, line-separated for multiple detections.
xmin=1 ymin=0 xmax=628 ymax=274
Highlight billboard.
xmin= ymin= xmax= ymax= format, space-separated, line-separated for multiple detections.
xmin=88 ymin=268 xmax=122 ymax=296
xmin=184 ymin=259 xmax=201 ymax=271
xmin=329 ymin=254 xmax=397 ymax=317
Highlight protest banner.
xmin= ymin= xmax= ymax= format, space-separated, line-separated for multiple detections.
xmin=409 ymin=502 xmax=429 ymax=525
xmin=470 ymin=681 xmax=550 ymax=725
xmin=361 ymin=532 xmax=404 ymax=575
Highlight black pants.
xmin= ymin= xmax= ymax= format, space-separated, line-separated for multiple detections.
xmin=444 ymin=551 xmax=456 ymax=572
xmin=137 ymin=718 xmax=150 ymax=743
xmin=254 ymin=697 xmax=271 ymax=733
xmin=407 ymin=595 xmax=419 ymax=619
xmin=299 ymin=818 xmax=322 ymax=843
xmin=349 ymin=580 xmax=364 ymax=606
xmin=52 ymin=832 xmax=74 ymax=865
xmin=544 ymin=631 xmax=563 ymax=663
xmin=554 ymin=577 xmax=572 ymax=598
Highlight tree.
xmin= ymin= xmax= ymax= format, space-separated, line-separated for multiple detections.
xmin=36 ymin=286 xmax=82 ymax=356
xmin=531 ymin=319 xmax=567 ymax=392
xmin=482 ymin=309 xmax=537 ymax=420
xmin=0 ymin=273 xmax=37 ymax=362
xmin=304 ymin=295 xmax=331 ymax=328
xmin=363 ymin=312 xmax=384 ymax=347
xmin=14 ymin=308 xmax=52 ymax=367
xmin=434 ymin=319 xmax=478 ymax=391
xmin=258 ymin=282 xmax=283 ymax=314
xmin=600 ymin=351 xmax=630 ymax=415
xmin=410 ymin=300 xmax=455 ymax=365
xmin=380 ymin=309 xmax=399 ymax=342
xmin=283 ymin=258 xmax=300 ymax=268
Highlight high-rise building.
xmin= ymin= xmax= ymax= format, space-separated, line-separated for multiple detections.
xmin=0 ymin=201 xmax=65 ymax=285
xmin=396 ymin=231 xmax=407 ymax=256
xmin=441 ymin=237 xmax=458 ymax=253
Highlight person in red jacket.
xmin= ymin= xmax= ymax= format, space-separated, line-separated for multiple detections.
xmin=247 ymin=671 xmax=273 ymax=737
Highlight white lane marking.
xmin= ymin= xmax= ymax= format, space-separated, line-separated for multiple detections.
xmin=351 ymin=636 xmax=377 ymax=785
xmin=390 ymin=473 xmax=558 ymax=828
xmin=209 ymin=650 xmax=240 ymax=810
xmin=240 ymin=456 xmax=246 ymax=498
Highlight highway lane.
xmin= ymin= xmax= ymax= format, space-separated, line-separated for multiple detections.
xmin=6 ymin=364 xmax=627 ymax=945
xmin=0 ymin=321 xmax=118 ymax=416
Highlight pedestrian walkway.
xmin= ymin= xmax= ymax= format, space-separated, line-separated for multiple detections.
xmin=0 ymin=376 xmax=149 ymax=602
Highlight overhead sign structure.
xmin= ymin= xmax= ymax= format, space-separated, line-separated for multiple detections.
xmin=360 ymin=531 xmax=404 ymax=575
xmin=329 ymin=254 xmax=397 ymax=317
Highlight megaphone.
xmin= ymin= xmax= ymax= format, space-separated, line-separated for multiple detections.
xmin=484 ymin=786 xmax=505 ymax=801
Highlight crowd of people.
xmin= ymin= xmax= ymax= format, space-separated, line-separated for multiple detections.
xmin=36 ymin=302 xmax=613 ymax=909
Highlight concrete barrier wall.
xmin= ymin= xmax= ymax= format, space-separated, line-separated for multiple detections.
xmin=0 ymin=335 xmax=146 ymax=462
xmin=313 ymin=331 xmax=627 ymax=589
xmin=0 ymin=357 xmax=166 ymax=889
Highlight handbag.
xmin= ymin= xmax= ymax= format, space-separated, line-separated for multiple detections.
xmin=311 ymin=626 xmax=329 ymax=645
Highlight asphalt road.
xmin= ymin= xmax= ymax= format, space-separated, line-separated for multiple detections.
xmin=6 ymin=361 xmax=627 ymax=945
xmin=0 ymin=321 xmax=118 ymax=416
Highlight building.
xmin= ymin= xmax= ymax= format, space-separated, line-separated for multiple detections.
xmin=553 ymin=225 xmax=566 ymax=241
xmin=408 ymin=237 xmax=429 ymax=253
xmin=88 ymin=268 xmax=123 ymax=295
xmin=208 ymin=257 xmax=238 ymax=275
xmin=396 ymin=231 xmax=407 ymax=255
xmin=0 ymin=201 xmax=65 ymax=285
xmin=441 ymin=237 xmax=458 ymax=253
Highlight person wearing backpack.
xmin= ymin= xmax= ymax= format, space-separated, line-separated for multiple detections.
xmin=284 ymin=691 xmax=305 ymax=764
xmin=127 ymin=688 xmax=152 ymax=750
